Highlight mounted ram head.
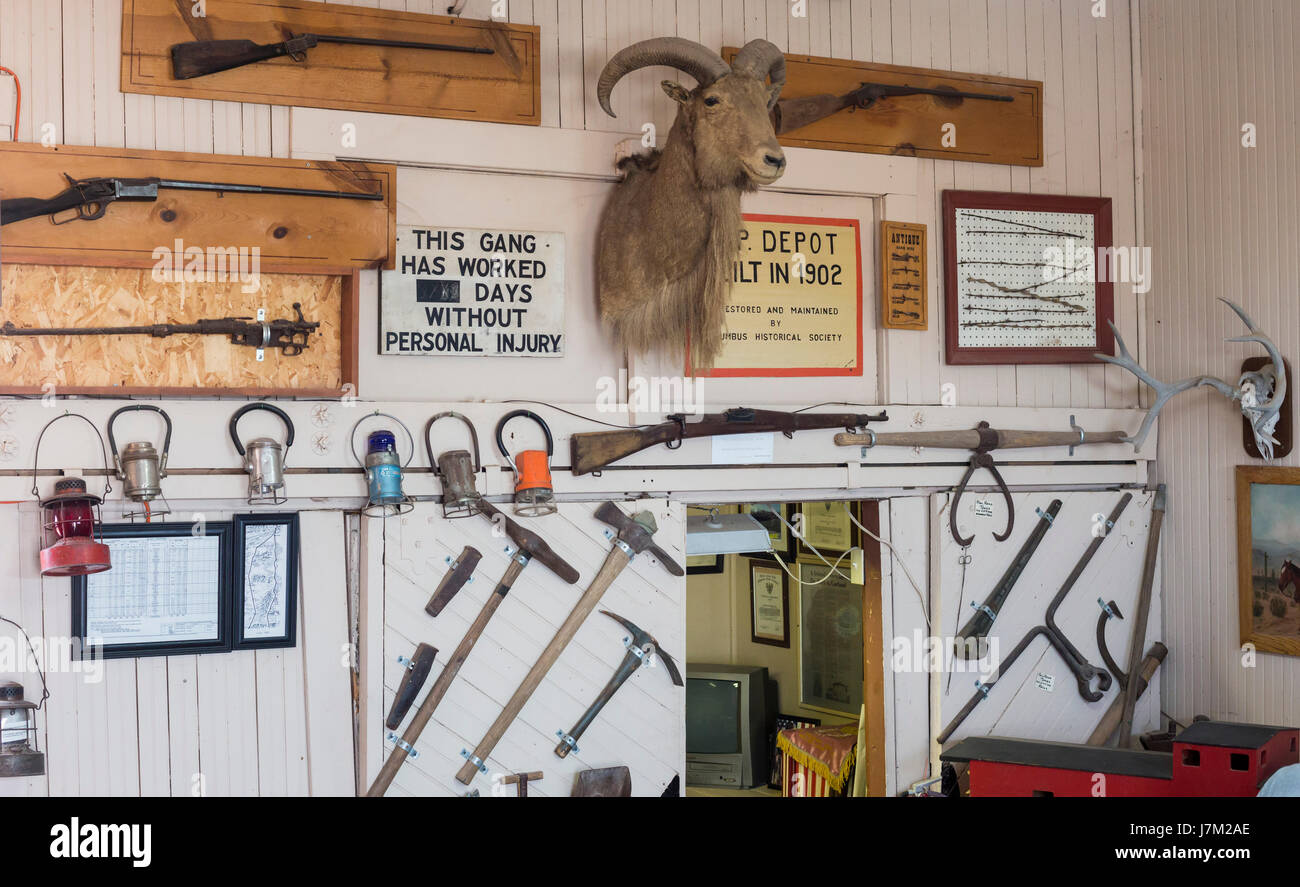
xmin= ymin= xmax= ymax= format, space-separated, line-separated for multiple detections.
xmin=595 ymin=38 xmax=787 ymax=370
xmin=1097 ymin=299 xmax=1287 ymax=459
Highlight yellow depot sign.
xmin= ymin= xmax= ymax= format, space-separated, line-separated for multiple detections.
xmin=689 ymin=214 xmax=863 ymax=377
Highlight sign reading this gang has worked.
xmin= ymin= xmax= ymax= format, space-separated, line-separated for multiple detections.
xmin=380 ymin=226 xmax=565 ymax=357
xmin=689 ymin=214 xmax=862 ymax=376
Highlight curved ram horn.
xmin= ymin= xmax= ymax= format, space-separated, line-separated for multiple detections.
xmin=731 ymin=39 xmax=787 ymax=109
xmin=597 ymin=38 xmax=731 ymax=117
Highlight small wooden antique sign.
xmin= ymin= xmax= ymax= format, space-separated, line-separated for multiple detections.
xmin=690 ymin=214 xmax=862 ymax=377
xmin=880 ymin=221 xmax=927 ymax=330
xmin=380 ymin=226 xmax=565 ymax=357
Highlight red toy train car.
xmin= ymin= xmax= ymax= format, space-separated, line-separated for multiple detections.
xmin=942 ymin=721 xmax=1300 ymax=797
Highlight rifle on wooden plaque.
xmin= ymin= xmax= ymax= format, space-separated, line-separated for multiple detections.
xmin=170 ymin=32 xmax=493 ymax=80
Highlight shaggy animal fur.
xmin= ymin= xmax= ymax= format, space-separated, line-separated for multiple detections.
xmin=595 ymin=40 xmax=786 ymax=371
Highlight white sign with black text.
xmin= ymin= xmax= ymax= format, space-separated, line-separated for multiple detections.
xmin=380 ymin=226 xmax=565 ymax=357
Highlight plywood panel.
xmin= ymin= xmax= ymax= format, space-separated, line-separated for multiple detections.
xmin=121 ymin=0 xmax=540 ymax=126
xmin=0 ymin=263 xmax=347 ymax=394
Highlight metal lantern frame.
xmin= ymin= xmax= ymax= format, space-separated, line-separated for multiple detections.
xmin=107 ymin=404 xmax=173 ymax=521
xmin=350 ymin=411 xmax=416 ymax=518
xmin=230 ymin=402 xmax=296 ymax=506
xmin=31 ymin=412 xmax=113 ymax=578
xmin=426 ymin=411 xmax=483 ymax=520
xmin=495 ymin=409 xmax=558 ymax=517
xmin=0 ymin=683 xmax=44 ymax=778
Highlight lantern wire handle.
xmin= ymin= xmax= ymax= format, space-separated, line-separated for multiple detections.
xmin=0 ymin=615 xmax=49 ymax=710
xmin=349 ymin=410 xmax=416 ymax=468
xmin=30 ymin=411 xmax=113 ymax=499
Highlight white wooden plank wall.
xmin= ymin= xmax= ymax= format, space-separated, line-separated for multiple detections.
xmin=1141 ymin=0 xmax=1300 ymax=729
xmin=372 ymin=501 xmax=686 ymax=797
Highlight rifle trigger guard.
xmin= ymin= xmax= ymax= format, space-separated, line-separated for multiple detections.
xmin=664 ymin=413 xmax=686 ymax=450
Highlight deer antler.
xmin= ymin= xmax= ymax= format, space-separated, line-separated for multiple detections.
xmin=1095 ymin=299 xmax=1286 ymax=459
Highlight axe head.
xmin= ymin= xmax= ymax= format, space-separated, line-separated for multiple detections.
xmin=476 ymin=499 xmax=580 ymax=584
xmin=593 ymin=501 xmax=685 ymax=577
xmin=600 ymin=609 xmax=684 ymax=686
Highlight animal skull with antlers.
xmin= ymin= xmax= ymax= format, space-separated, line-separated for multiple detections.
xmin=1096 ymin=299 xmax=1287 ymax=459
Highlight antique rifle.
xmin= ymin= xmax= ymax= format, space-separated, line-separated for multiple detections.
xmin=1 ymin=174 xmax=382 ymax=227
xmin=570 ymin=407 xmax=889 ymax=476
xmin=1 ymin=303 xmax=321 ymax=356
xmin=775 ymin=81 xmax=1013 ymax=134
xmin=171 ymin=32 xmax=493 ymax=80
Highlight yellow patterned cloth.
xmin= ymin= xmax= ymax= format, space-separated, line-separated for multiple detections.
xmin=776 ymin=723 xmax=859 ymax=792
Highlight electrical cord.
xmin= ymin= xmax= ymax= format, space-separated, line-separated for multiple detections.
xmin=844 ymin=503 xmax=931 ymax=628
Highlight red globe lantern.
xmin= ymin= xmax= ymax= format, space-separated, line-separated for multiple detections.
xmin=31 ymin=413 xmax=114 ymax=578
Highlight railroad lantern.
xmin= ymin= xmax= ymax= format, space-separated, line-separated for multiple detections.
xmin=350 ymin=412 xmax=415 ymax=518
xmin=31 ymin=413 xmax=112 ymax=577
xmin=107 ymin=404 xmax=172 ymax=520
xmin=495 ymin=410 xmax=557 ymax=517
xmin=426 ymin=411 xmax=482 ymax=519
xmin=230 ymin=403 xmax=295 ymax=505
xmin=0 ymin=683 xmax=44 ymax=778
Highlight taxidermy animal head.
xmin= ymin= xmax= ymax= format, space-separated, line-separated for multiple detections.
xmin=595 ymin=38 xmax=787 ymax=370
xmin=1096 ymin=299 xmax=1287 ymax=459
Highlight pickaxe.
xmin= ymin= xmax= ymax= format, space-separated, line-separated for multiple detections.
xmin=554 ymin=609 xmax=683 ymax=758
xmin=454 ymin=501 xmax=683 ymax=785
xmin=366 ymin=500 xmax=580 ymax=796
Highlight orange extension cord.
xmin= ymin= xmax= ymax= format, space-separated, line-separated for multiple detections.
xmin=0 ymin=65 xmax=19 ymax=140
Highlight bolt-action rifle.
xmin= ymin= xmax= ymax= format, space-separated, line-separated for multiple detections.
xmin=170 ymin=32 xmax=493 ymax=80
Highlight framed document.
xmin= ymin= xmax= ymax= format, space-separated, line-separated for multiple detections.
xmin=797 ymin=560 xmax=864 ymax=716
xmin=742 ymin=502 xmax=797 ymax=561
xmin=232 ymin=513 xmax=300 ymax=650
xmin=72 ymin=522 xmax=233 ymax=659
xmin=749 ymin=560 xmax=790 ymax=647
xmin=943 ymin=190 xmax=1114 ymax=365
xmin=798 ymin=500 xmax=856 ymax=553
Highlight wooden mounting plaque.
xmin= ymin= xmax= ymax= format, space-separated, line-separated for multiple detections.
xmin=880 ymin=221 xmax=927 ymax=331
xmin=0 ymin=142 xmax=395 ymax=272
xmin=724 ymin=49 xmax=1042 ymax=166
xmin=1243 ymin=357 xmax=1292 ymax=460
xmin=122 ymin=0 xmax=540 ymax=126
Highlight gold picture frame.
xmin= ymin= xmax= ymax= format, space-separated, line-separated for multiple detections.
xmin=1236 ymin=466 xmax=1300 ymax=657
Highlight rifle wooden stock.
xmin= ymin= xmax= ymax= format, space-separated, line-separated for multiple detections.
xmin=569 ymin=423 xmax=681 ymax=475
xmin=835 ymin=428 xmax=1129 ymax=449
xmin=171 ymin=40 xmax=291 ymax=80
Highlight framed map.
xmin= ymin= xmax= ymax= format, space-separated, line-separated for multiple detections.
xmin=942 ymin=190 xmax=1114 ymax=365
xmin=232 ymin=513 xmax=299 ymax=650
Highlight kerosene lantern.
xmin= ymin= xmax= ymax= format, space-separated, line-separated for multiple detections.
xmin=107 ymin=404 xmax=172 ymax=520
xmin=426 ymin=411 xmax=483 ymax=519
xmin=31 ymin=413 xmax=112 ymax=577
xmin=350 ymin=412 xmax=415 ymax=518
xmin=495 ymin=410 xmax=557 ymax=517
xmin=229 ymin=403 xmax=295 ymax=505
xmin=0 ymin=682 xmax=44 ymax=778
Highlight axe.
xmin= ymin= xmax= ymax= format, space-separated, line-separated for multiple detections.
xmin=366 ymin=500 xmax=579 ymax=797
xmin=554 ymin=609 xmax=683 ymax=758
xmin=455 ymin=501 xmax=683 ymax=785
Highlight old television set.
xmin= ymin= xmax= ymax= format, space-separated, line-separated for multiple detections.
xmin=686 ymin=663 xmax=770 ymax=789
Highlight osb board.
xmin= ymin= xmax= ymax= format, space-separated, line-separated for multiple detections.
xmin=122 ymin=0 xmax=540 ymax=126
xmin=0 ymin=264 xmax=351 ymax=396
xmin=0 ymin=142 xmax=396 ymax=271
xmin=724 ymin=49 xmax=1043 ymax=166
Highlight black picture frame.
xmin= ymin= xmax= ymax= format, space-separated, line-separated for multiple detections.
xmin=686 ymin=554 xmax=725 ymax=575
xmin=72 ymin=521 xmax=234 ymax=660
xmin=232 ymin=512 xmax=300 ymax=650
xmin=749 ymin=559 xmax=791 ymax=648
xmin=743 ymin=502 xmax=799 ymax=562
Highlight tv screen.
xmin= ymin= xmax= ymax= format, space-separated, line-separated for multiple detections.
xmin=687 ymin=677 xmax=742 ymax=754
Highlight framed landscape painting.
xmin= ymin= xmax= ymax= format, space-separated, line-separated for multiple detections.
xmin=1236 ymin=466 xmax=1300 ymax=657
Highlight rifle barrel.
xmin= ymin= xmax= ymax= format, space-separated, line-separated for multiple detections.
xmin=157 ymin=178 xmax=383 ymax=200
xmin=313 ymin=34 xmax=494 ymax=55
xmin=835 ymin=428 xmax=1129 ymax=449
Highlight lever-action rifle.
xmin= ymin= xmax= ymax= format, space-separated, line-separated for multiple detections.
xmin=775 ymin=81 xmax=1013 ymax=134
xmin=570 ymin=407 xmax=889 ymax=476
xmin=171 ymin=32 xmax=493 ymax=80
xmin=0 ymin=174 xmax=383 ymax=227
xmin=1 ymin=303 xmax=321 ymax=356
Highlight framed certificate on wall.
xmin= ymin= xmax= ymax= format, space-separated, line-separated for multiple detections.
xmin=798 ymin=500 xmax=857 ymax=553
xmin=750 ymin=560 xmax=790 ymax=648
xmin=797 ymin=560 xmax=864 ymax=716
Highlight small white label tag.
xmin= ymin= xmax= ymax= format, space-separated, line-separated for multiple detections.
xmin=1034 ymin=672 xmax=1055 ymax=692
xmin=711 ymin=432 xmax=775 ymax=465
xmin=973 ymin=499 xmax=994 ymax=518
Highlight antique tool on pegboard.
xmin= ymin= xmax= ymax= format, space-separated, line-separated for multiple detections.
xmin=554 ymin=610 xmax=683 ymax=759
xmin=366 ymin=501 xmax=580 ymax=796
xmin=937 ymin=493 xmax=1132 ymax=744
xmin=107 ymin=404 xmax=172 ymax=521
xmin=495 ymin=409 xmax=557 ymax=517
xmin=426 ymin=411 xmax=483 ymax=519
xmin=425 ymin=546 xmax=482 ymax=618
xmin=385 ymin=643 xmax=438 ymax=731
xmin=350 ymin=412 xmax=416 ymax=518
xmin=455 ymin=503 xmax=683 ymax=786
xmin=31 ymin=413 xmax=113 ymax=577
xmin=230 ymin=403 xmax=294 ymax=505
xmin=953 ymin=499 xmax=1061 ymax=658
xmin=836 ymin=419 xmax=1130 ymax=546
xmin=500 ymin=771 xmax=543 ymax=797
